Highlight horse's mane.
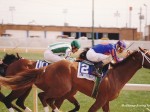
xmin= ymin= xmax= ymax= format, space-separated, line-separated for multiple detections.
xmin=2 ymin=53 xmax=20 ymax=65
xmin=110 ymin=50 xmax=138 ymax=68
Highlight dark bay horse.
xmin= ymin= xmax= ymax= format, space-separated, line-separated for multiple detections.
xmin=0 ymin=47 xmax=150 ymax=112
xmin=0 ymin=53 xmax=23 ymax=112
xmin=0 ymin=54 xmax=79 ymax=112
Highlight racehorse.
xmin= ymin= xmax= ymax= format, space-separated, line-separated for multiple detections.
xmin=0 ymin=53 xmax=80 ymax=112
xmin=0 ymin=47 xmax=150 ymax=112
xmin=0 ymin=53 xmax=23 ymax=112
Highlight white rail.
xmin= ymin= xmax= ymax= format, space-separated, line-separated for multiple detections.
xmin=123 ymin=83 xmax=150 ymax=91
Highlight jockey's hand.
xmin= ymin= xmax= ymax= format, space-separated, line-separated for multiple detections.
xmin=126 ymin=50 xmax=131 ymax=56
xmin=118 ymin=58 xmax=123 ymax=62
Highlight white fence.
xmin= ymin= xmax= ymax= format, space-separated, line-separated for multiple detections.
xmin=0 ymin=37 xmax=150 ymax=50
xmin=123 ymin=84 xmax=150 ymax=91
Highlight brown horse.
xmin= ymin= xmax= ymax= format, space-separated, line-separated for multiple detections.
xmin=0 ymin=54 xmax=80 ymax=112
xmin=0 ymin=53 xmax=24 ymax=112
xmin=0 ymin=47 xmax=150 ymax=112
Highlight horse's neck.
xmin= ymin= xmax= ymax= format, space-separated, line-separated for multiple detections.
xmin=112 ymin=59 xmax=141 ymax=90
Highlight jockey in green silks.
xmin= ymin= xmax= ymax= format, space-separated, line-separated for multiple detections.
xmin=44 ymin=40 xmax=81 ymax=63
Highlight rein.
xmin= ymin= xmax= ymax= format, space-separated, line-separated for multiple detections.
xmin=140 ymin=51 xmax=150 ymax=67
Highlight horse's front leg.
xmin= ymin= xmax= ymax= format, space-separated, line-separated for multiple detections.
xmin=52 ymin=95 xmax=80 ymax=112
xmin=102 ymin=101 xmax=110 ymax=112
xmin=88 ymin=94 xmax=107 ymax=112
xmin=16 ymin=87 xmax=32 ymax=112
xmin=53 ymin=89 xmax=80 ymax=112
xmin=67 ymin=95 xmax=80 ymax=112
xmin=38 ymin=92 xmax=50 ymax=112
xmin=39 ymin=91 xmax=62 ymax=112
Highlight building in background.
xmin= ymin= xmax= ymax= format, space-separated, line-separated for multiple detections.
xmin=144 ymin=25 xmax=150 ymax=41
xmin=0 ymin=24 xmax=140 ymax=40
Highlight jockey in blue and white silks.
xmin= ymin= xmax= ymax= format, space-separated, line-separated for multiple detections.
xmin=44 ymin=40 xmax=81 ymax=63
xmin=86 ymin=40 xmax=126 ymax=65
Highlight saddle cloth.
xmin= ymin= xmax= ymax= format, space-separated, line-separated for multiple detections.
xmin=35 ymin=60 xmax=50 ymax=69
xmin=77 ymin=62 xmax=96 ymax=81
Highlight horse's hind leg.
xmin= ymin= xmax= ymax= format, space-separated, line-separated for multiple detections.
xmin=2 ymin=91 xmax=22 ymax=112
xmin=16 ymin=87 xmax=32 ymax=112
xmin=38 ymin=92 xmax=60 ymax=112
xmin=0 ymin=92 xmax=20 ymax=111
xmin=0 ymin=92 xmax=5 ymax=102
xmin=38 ymin=92 xmax=50 ymax=112
xmin=102 ymin=102 xmax=110 ymax=112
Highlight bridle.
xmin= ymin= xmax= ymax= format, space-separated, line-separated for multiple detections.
xmin=140 ymin=50 xmax=150 ymax=67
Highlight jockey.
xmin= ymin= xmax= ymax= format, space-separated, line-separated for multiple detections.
xmin=86 ymin=40 xmax=126 ymax=77
xmin=44 ymin=40 xmax=81 ymax=63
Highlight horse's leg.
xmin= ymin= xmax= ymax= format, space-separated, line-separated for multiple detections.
xmin=67 ymin=95 xmax=80 ymax=112
xmin=52 ymin=90 xmax=79 ymax=112
xmin=52 ymin=98 xmax=64 ymax=109
xmin=38 ymin=92 xmax=50 ymax=112
xmin=0 ymin=87 xmax=19 ymax=111
xmin=66 ymin=89 xmax=80 ymax=112
xmin=3 ymin=89 xmax=31 ymax=112
xmin=102 ymin=102 xmax=110 ymax=112
xmin=38 ymin=92 xmax=60 ymax=112
xmin=88 ymin=96 xmax=107 ymax=112
xmin=15 ymin=87 xmax=32 ymax=112
xmin=1 ymin=92 xmax=22 ymax=112
xmin=47 ymin=98 xmax=60 ymax=112
xmin=0 ymin=92 xmax=5 ymax=101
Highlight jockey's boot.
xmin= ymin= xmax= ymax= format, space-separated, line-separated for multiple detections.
xmin=92 ymin=68 xmax=101 ymax=77
xmin=92 ymin=62 xmax=104 ymax=77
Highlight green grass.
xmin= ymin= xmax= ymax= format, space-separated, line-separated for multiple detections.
xmin=0 ymin=52 xmax=150 ymax=112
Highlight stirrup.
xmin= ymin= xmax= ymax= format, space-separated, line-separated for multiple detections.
xmin=92 ymin=70 xmax=102 ymax=77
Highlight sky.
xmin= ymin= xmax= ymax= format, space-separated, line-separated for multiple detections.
xmin=0 ymin=0 xmax=150 ymax=32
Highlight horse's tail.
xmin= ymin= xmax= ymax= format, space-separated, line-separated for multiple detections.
xmin=0 ymin=68 xmax=43 ymax=90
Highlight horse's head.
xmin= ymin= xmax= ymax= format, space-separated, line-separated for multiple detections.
xmin=2 ymin=53 xmax=21 ymax=65
xmin=137 ymin=47 xmax=150 ymax=69
xmin=110 ymin=47 xmax=150 ymax=69
xmin=0 ymin=53 xmax=21 ymax=77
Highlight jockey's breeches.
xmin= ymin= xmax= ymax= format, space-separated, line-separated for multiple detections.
xmin=44 ymin=49 xmax=63 ymax=63
xmin=86 ymin=48 xmax=112 ymax=64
